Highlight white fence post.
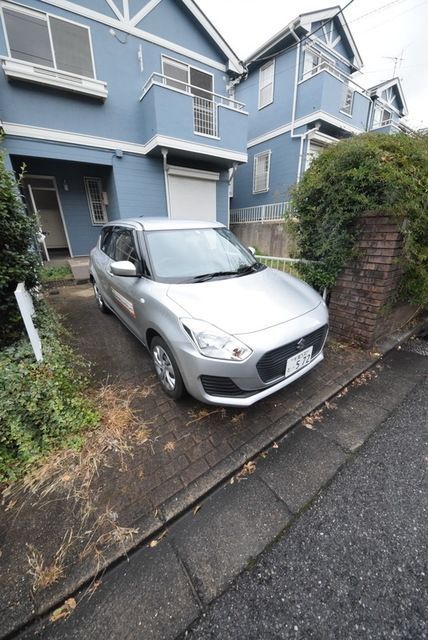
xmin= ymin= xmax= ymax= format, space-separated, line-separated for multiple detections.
xmin=14 ymin=283 xmax=43 ymax=362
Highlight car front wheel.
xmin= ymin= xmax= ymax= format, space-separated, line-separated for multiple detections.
xmin=151 ymin=336 xmax=185 ymax=400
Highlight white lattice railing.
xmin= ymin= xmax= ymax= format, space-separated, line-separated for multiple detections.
xmin=193 ymin=95 xmax=217 ymax=137
xmin=230 ymin=202 xmax=292 ymax=224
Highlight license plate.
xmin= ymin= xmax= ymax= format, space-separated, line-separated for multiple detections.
xmin=285 ymin=346 xmax=313 ymax=377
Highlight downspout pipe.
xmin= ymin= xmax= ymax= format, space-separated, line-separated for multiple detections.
xmin=289 ymin=23 xmax=301 ymax=139
xmin=161 ymin=148 xmax=171 ymax=218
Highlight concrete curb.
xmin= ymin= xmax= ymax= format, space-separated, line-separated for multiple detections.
xmin=4 ymin=318 xmax=426 ymax=639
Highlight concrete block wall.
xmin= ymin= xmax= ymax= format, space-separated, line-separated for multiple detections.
xmin=329 ymin=213 xmax=414 ymax=347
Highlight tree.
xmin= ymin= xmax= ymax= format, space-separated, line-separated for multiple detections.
xmin=0 ymin=152 xmax=40 ymax=348
xmin=290 ymin=133 xmax=428 ymax=305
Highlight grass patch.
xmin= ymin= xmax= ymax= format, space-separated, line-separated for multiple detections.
xmin=40 ymin=263 xmax=73 ymax=283
xmin=0 ymin=304 xmax=99 ymax=484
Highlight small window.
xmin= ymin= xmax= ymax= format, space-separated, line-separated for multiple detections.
xmin=341 ymin=86 xmax=354 ymax=115
xmin=2 ymin=6 xmax=95 ymax=78
xmin=85 ymin=177 xmax=108 ymax=225
xmin=258 ymin=60 xmax=275 ymax=109
xmin=253 ymin=151 xmax=271 ymax=193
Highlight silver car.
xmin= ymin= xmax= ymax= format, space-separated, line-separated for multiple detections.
xmin=89 ymin=218 xmax=328 ymax=407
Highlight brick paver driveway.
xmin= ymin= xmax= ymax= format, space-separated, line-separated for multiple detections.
xmin=48 ymin=283 xmax=369 ymax=528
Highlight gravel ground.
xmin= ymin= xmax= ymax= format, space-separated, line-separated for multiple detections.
xmin=185 ymin=375 xmax=428 ymax=640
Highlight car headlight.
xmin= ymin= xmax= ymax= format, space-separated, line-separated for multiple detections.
xmin=181 ymin=318 xmax=252 ymax=361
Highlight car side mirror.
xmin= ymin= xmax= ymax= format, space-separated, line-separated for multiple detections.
xmin=110 ymin=260 xmax=137 ymax=277
xmin=248 ymin=246 xmax=256 ymax=256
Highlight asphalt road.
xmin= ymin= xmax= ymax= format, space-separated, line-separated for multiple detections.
xmin=185 ymin=361 xmax=428 ymax=639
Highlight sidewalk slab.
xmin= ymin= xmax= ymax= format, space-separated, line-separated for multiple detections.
xmin=22 ymin=542 xmax=200 ymax=640
xmin=170 ymin=476 xmax=292 ymax=603
xmin=256 ymin=427 xmax=347 ymax=513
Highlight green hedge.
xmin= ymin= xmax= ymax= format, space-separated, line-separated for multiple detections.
xmin=0 ymin=306 xmax=99 ymax=483
xmin=0 ymin=152 xmax=40 ymax=348
xmin=290 ymin=133 xmax=428 ymax=305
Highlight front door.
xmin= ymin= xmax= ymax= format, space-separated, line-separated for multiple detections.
xmin=24 ymin=177 xmax=68 ymax=250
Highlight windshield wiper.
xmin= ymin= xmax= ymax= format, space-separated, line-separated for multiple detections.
xmin=190 ymin=263 xmax=265 ymax=282
xmin=191 ymin=270 xmax=240 ymax=282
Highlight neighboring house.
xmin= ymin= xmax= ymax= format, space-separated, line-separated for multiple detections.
xmin=0 ymin=0 xmax=248 ymax=256
xmin=230 ymin=7 xmax=409 ymax=223
xmin=369 ymin=78 xmax=408 ymax=133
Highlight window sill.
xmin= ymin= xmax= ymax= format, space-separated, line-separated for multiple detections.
xmin=1 ymin=58 xmax=108 ymax=100
xmin=339 ymin=109 xmax=353 ymax=118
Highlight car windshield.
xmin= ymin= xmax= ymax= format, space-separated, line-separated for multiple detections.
xmin=144 ymin=227 xmax=264 ymax=283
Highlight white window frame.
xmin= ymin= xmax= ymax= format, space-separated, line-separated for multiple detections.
xmin=84 ymin=177 xmax=108 ymax=226
xmin=258 ymin=59 xmax=275 ymax=110
xmin=0 ymin=2 xmax=98 ymax=80
xmin=253 ymin=150 xmax=271 ymax=194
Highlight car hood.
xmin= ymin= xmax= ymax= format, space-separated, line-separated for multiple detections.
xmin=166 ymin=268 xmax=322 ymax=335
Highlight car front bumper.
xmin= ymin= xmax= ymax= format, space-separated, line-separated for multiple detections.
xmin=173 ymin=303 xmax=329 ymax=407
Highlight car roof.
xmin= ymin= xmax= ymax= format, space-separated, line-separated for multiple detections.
xmin=104 ymin=217 xmax=225 ymax=231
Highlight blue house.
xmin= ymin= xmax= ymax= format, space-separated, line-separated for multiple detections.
xmin=0 ymin=0 xmax=248 ymax=256
xmin=230 ymin=7 xmax=409 ymax=223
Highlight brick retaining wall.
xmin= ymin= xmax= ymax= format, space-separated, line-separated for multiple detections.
xmin=329 ymin=212 xmax=415 ymax=347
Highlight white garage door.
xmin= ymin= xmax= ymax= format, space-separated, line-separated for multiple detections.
xmin=168 ymin=166 xmax=219 ymax=221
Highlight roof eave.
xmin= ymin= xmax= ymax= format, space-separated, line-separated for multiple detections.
xmin=181 ymin=0 xmax=245 ymax=74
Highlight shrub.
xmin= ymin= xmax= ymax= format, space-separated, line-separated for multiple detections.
xmin=290 ymin=133 xmax=428 ymax=304
xmin=0 ymin=151 xmax=40 ymax=348
xmin=0 ymin=305 xmax=99 ymax=483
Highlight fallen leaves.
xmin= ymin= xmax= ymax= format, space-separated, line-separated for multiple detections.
xmin=302 ymin=408 xmax=324 ymax=430
xmin=232 ymin=460 xmax=257 ymax=483
xmin=192 ymin=504 xmax=201 ymax=516
xmin=148 ymin=530 xmax=167 ymax=548
xmin=49 ymin=597 xmax=77 ymax=623
xmin=163 ymin=441 xmax=176 ymax=452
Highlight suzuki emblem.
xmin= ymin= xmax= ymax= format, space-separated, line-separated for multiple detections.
xmin=296 ymin=338 xmax=306 ymax=351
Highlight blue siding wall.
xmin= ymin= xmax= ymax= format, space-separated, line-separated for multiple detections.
xmin=139 ymin=0 xmax=223 ymax=61
xmin=0 ymin=0 xmax=228 ymax=144
xmin=235 ymin=48 xmax=298 ymax=141
xmin=231 ymin=133 xmax=301 ymax=210
xmin=112 ymin=154 xmax=167 ymax=218
xmin=216 ymin=172 xmax=229 ymax=226
xmin=296 ymin=70 xmax=370 ymax=131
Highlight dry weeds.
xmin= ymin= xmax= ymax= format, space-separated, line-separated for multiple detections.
xmin=3 ymin=384 xmax=152 ymax=592
xmin=186 ymin=408 xmax=222 ymax=426
xmin=27 ymin=529 xmax=74 ymax=591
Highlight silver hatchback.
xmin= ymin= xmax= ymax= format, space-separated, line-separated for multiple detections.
xmin=90 ymin=218 xmax=328 ymax=406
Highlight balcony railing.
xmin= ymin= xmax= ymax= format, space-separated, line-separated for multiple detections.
xmin=141 ymin=73 xmax=246 ymax=138
xmin=230 ymin=202 xmax=292 ymax=224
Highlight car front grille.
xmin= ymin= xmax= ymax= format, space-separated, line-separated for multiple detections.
xmin=200 ymin=376 xmax=258 ymax=398
xmin=256 ymin=324 xmax=328 ymax=383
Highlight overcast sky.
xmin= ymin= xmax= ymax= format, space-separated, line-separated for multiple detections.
xmin=197 ymin=0 xmax=428 ymax=129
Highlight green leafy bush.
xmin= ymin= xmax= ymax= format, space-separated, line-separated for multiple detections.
xmin=290 ymin=133 xmax=428 ymax=304
xmin=0 ymin=151 xmax=40 ymax=348
xmin=0 ymin=305 xmax=99 ymax=483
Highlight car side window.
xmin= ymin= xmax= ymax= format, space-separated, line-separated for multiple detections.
xmin=100 ymin=227 xmax=113 ymax=255
xmin=110 ymin=228 xmax=139 ymax=266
